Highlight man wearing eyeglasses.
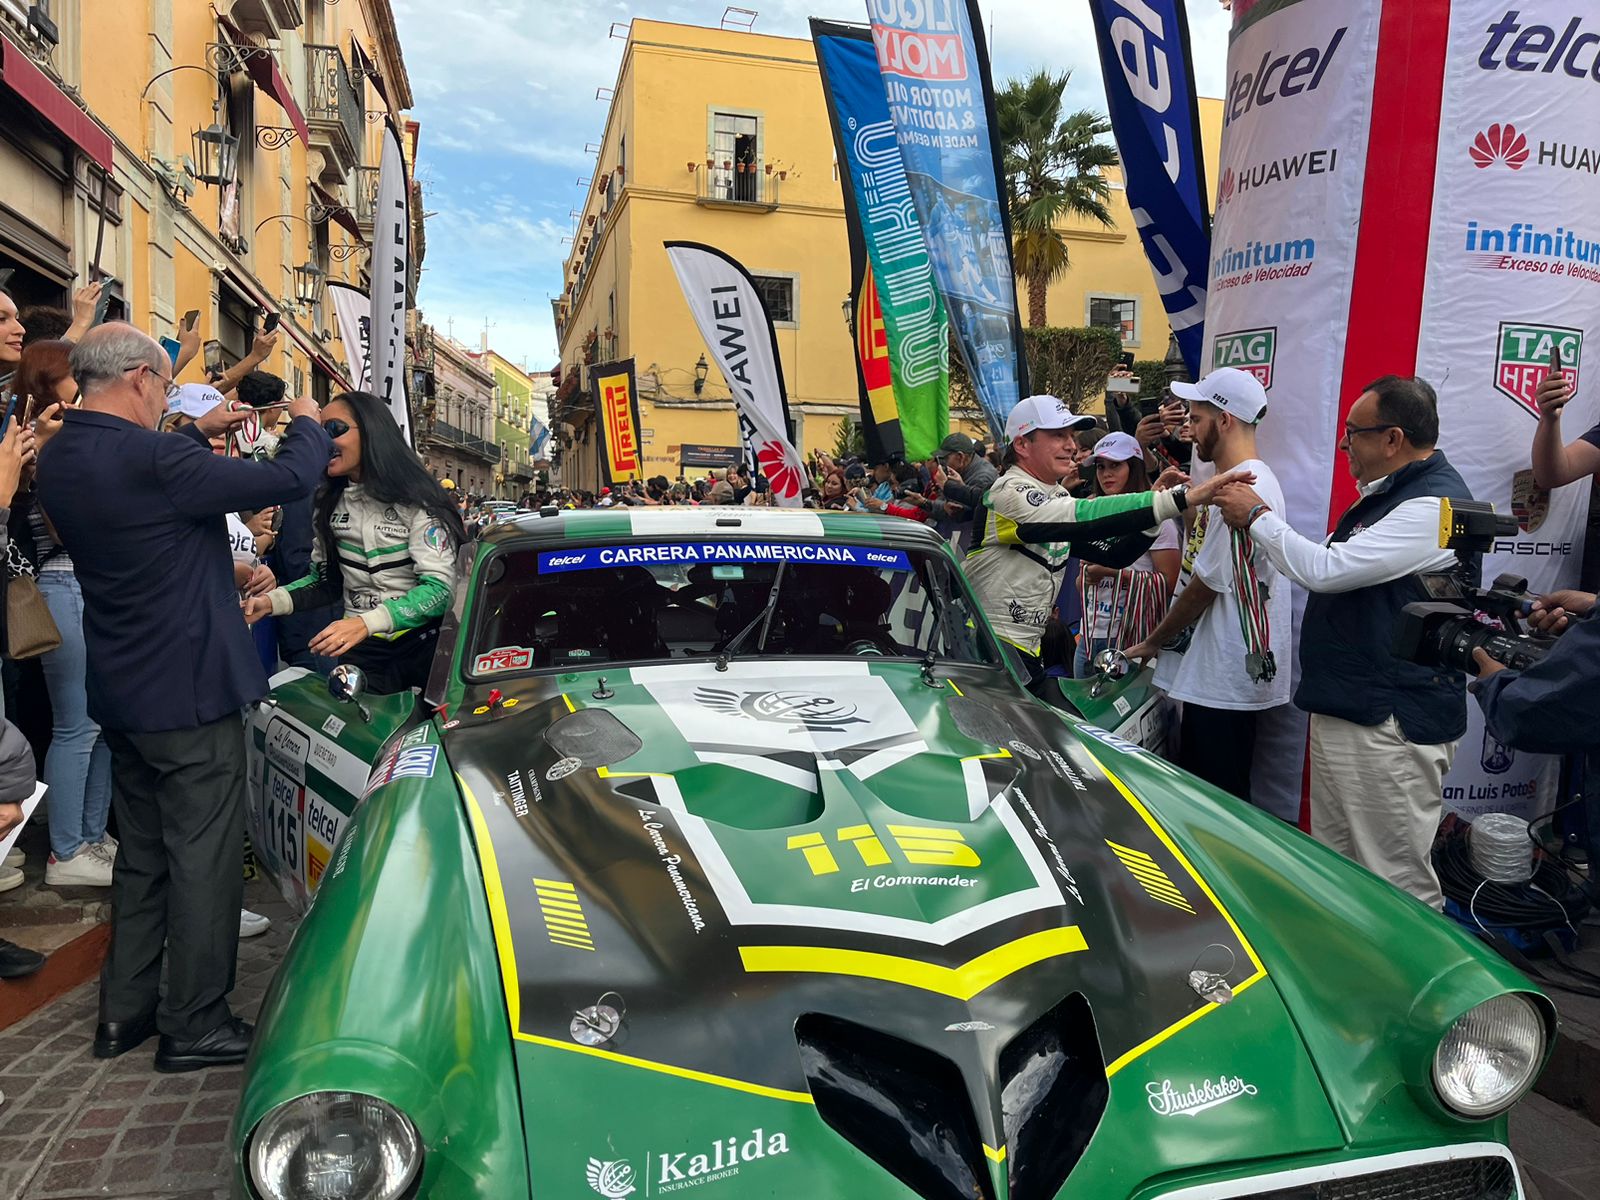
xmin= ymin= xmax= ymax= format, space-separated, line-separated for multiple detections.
xmin=35 ymin=323 xmax=330 ymax=1070
xmin=1212 ymin=375 xmax=1473 ymax=910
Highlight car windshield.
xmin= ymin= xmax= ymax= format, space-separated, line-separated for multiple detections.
xmin=466 ymin=538 xmax=999 ymax=676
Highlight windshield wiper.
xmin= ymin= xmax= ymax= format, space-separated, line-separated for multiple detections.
xmin=715 ymin=561 xmax=787 ymax=671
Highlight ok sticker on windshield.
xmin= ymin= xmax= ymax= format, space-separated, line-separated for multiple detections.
xmin=475 ymin=646 xmax=534 ymax=674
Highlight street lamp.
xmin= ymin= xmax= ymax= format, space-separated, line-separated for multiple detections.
xmin=190 ymin=116 xmax=240 ymax=188
xmin=1163 ymin=330 xmax=1190 ymax=388
xmin=841 ymin=294 xmax=854 ymax=337
xmin=693 ymin=353 xmax=709 ymax=396
xmin=293 ymin=260 xmax=326 ymax=309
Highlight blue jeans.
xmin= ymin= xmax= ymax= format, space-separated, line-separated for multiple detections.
xmin=37 ymin=571 xmax=112 ymax=860
xmin=1073 ymin=636 xmax=1113 ymax=679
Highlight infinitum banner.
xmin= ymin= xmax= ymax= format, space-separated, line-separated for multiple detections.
xmin=1413 ymin=1 xmax=1598 ymax=819
xmin=1212 ymin=0 xmax=1595 ymax=822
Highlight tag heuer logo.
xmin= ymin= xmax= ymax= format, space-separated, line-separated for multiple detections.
xmin=586 ymin=1158 xmax=636 ymax=1198
xmin=1495 ymin=323 xmax=1581 ymax=417
xmin=1211 ymin=328 xmax=1276 ymax=390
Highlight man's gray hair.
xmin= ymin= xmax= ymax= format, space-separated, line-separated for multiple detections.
xmin=71 ymin=322 xmax=166 ymax=395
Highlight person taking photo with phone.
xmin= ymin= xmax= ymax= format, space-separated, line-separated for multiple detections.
xmin=247 ymin=391 xmax=465 ymax=694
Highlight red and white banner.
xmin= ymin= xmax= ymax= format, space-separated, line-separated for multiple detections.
xmin=1215 ymin=0 xmax=1593 ymax=821
xmin=1414 ymin=1 xmax=1596 ymax=818
xmin=664 ymin=241 xmax=807 ymax=506
xmin=1207 ymin=3 xmax=1382 ymax=822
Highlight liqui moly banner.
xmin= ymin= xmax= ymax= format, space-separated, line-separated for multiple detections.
xmin=664 ymin=242 xmax=807 ymax=507
xmin=1413 ymin=1 xmax=1600 ymax=820
xmin=813 ymin=19 xmax=950 ymax=462
xmin=1207 ymin=2 xmax=1381 ymax=823
xmin=865 ymin=0 xmax=1025 ymax=441
xmin=1087 ymin=0 xmax=1211 ymax=377
xmin=369 ymin=120 xmax=412 ymax=445
xmin=327 ymin=281 xmax=371 ymax=391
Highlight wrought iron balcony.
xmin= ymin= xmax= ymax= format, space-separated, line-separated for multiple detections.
xmin=304 ymin=44 xmax=364 ymax=183
xmin=353 ymin=165 xmax=380 ymax=233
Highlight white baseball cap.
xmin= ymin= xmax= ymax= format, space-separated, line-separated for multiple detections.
xmin=1170 ymin=368 xmax=1268 ymax=424
xmin=168 ymin=383 xmax=225 ymax=419
xmin=1004 ymin=394 xmax=1098 ymax=441
xmin=1090 ymin=431 xmax=1143 ymax=462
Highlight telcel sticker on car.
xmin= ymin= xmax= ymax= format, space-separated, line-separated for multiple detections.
xmin=475 ymin=646 xmax=534 ymax=674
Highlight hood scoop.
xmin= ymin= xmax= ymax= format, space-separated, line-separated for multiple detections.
xmin=544 ymin=708 xmax=642 ymax=769
xmin=945 ymin=695 xmax=1016 ymax=749
xmin=795 ymin=997 xmax=1107 ymax=1200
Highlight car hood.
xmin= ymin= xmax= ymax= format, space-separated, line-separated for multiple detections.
xmin=447 ymin=660 xmax=1344 ymax=1197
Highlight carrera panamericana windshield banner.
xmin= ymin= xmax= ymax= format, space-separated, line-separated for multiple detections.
xmin=1412 ymin=0 xmax=1599 ymax=820
xmin=326 ymin=281 xmax=371 ymax=391
xmin=813 ymin=20 xmax=950 ymax=462
xmin=591 ymin=358 xmax=643 ymax=485
xmin=1087 ymin=0 xmax=1210 ymax=377
xmin=369 ymin=119 xmax=412 ymax=445
xmin=664 ymin=242 xmax=807 ymax=506
xmin=865 ymin=0 xmax=1025 ymax=440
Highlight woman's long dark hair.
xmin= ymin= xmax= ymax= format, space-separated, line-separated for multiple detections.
xmin=313 ymin=391 xmax=467 ymax=578
xmin=1089 ymin=452 xmax=1150 ymax=497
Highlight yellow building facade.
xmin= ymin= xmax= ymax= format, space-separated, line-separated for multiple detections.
xmin=1 ymin=0 xmax=416 ymax=401
xmin=553 ymin=20 xmax=911 ymax=492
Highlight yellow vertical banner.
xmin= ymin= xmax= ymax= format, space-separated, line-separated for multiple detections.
xmin=591 ymin=358 xmax=643 ymax=484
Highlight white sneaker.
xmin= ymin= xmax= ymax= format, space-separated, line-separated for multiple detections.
xmin=44 ymin=850 xmax=114 ymax=887
xmin=0 ymin=866 xmax=21 ymax=893
xmin=4 ymin=846 xmax=24 ymax=868
xmin=239 ymin=909 xmax=271 ymax=939
xmin=87 ymin=840 xmax=118 ymax=866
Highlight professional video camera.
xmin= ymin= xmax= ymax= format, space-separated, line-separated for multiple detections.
xmin=1392 ymin=498 xmax=1556 ymax=675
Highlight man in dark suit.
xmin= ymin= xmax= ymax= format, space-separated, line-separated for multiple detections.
xmin=36 ymin=322 xmax=331 ymax=1071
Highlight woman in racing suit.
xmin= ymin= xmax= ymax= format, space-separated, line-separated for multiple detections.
xmin=249 ymin=391 xmax=466 ymax=693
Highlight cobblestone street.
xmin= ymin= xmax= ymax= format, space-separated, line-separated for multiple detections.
xmin=0 ymin=882 xmax=298 ymax=1200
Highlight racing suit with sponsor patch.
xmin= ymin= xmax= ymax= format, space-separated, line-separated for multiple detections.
xmin=265 ymin=483 xmax=457 ymax=641
xmin=964 ymin=466 xmax=1180 ymax=657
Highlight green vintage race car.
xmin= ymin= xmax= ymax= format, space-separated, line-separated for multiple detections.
xmin=233 ymin=508 xmax=1551 ymax=1200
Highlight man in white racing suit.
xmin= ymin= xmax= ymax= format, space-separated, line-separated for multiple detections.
xmin=965 ymin=394 xmax=1245 ymax=690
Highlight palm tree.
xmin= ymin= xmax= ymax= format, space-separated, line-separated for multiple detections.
xmin=996 ymin=70 xmax=1120 ymax=327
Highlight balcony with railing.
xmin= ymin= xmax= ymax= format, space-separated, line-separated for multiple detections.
xmin=425 ymin=419 xmax=501 ymax=465
xmin=305 ymin=44 xmax=364 ymax=182
xmin=353 ymin=165 xmax=380 ymax=234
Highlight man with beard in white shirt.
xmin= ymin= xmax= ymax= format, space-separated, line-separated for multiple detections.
xmin=1126 ymin=368 xmax=1292 ymax=807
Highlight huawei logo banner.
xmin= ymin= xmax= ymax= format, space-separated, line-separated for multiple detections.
xmin=1470 ymin=122 xmax=1529 ymax=170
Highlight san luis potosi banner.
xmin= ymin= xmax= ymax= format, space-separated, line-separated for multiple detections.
xmin=1086 ymin=0 xmax=1211 ymax=377
xmin=813 ymin=19 xmax=950 ymax=463
xmin=864 ymin=0 xmax=1026 ymax=441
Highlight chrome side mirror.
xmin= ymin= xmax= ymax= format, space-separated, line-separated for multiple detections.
xmin=329 ymin=664 xmax=368 ymax=702
xmin=1088 ymin=648 xmax=1134 ymax=698
xmin=328 ymin=664 xmax=372 ymax=722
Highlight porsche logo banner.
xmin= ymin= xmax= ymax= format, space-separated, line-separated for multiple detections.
xmin=592 ymin=358 xmax=643 ymax=484
xmin=664 ymin=241 xmax=806 ymax=507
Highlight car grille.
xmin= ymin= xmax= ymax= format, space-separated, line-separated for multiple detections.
xmin=1240 ymin=1156 xmax=1515 ymax=1200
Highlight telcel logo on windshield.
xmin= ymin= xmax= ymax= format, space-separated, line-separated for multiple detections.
xmin=1480 ymin=13 xmax=1600 ymax=79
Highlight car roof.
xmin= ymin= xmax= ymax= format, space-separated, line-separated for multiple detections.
xmin=478 ymin=506 xmax=954 ymax=554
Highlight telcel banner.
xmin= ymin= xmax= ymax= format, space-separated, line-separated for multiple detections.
xmin=592 ymin=358 xmax=643 ymax=484
xmin=813 ymin=19 xmax=950 ymax=462
xmin=864 ymin=0 xmax=1025 ymax=440
xmin=1087 ymin=0 xmax=1211 ymax=377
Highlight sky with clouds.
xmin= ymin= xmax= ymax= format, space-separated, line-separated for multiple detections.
xmin=391 ymin=0 xmax=1235 ymax=372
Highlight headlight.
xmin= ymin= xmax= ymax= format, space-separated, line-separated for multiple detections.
xmin=249 ymin=1091 xmax=421 ymax=1200
xmin=1432 ymin=994 xmax=1546 ymax=1118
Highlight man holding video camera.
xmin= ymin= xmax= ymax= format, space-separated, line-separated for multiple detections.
xmin=1214 ymin=376 xmax=1472 ymax=908
xmin=1472 ymin=590 xmax=1600 ymax=764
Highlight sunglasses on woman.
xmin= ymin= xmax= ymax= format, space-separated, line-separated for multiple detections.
xmin=322 ymin=418 xmax=351 ymax=437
